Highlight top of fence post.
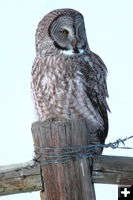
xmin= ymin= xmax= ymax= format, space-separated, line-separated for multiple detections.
xmin=31 ymin=119 xmax=96 ymax=200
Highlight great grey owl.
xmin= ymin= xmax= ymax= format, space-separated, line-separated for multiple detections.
xmin=31 ymin=8 xmax=110 ymax=154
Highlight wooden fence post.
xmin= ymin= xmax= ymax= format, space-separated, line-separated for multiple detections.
xmin=31 ymin=119 xmax=96 ymax=200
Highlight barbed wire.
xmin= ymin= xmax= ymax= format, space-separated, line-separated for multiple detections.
xmin=33 ymin=135 xmax=133 ymax=165
xmin=103 ymin=135 xmax=133 ymax=149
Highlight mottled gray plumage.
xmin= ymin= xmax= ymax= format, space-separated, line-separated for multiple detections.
xmin=31 ymin=8 xmax=110 ymax=154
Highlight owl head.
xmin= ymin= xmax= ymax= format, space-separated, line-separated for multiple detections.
xmin=35 ymin=9 xmax=89 ymax=56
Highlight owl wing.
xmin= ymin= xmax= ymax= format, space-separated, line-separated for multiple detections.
xmin=82 ymin=51 xmax=109 ymax=145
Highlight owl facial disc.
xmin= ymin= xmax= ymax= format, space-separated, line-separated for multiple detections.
xmin=49 ymin=14 xmax=87 ymax=55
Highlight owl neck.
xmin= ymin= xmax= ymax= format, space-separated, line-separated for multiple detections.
xmin=60 ymin=49 xmax=84 ymax=56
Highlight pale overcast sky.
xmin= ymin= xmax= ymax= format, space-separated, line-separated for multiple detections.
xmin=0 ymin=0 xmax=133 ymax=200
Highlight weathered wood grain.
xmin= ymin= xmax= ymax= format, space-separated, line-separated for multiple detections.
xmin=0 ymin=120 xmax=133 ymax=198
xmin=31 ymin=120 xmax=96 ymax=200
xmin=0 ymin=155 xmax=133 ymax=196
xmin=0 ymin=161 xmax=42 ymax=196
xmin=92 ymin=155 xmax=133 ymax=185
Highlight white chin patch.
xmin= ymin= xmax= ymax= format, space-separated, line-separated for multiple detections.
xmin=61 ymin=49 xmax=84 ymax=56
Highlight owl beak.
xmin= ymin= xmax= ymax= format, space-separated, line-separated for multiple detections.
xmin=71 ymin=39 xmax=79 ymax=53
xmin=71 ymin=39 xmax=77 ymax=47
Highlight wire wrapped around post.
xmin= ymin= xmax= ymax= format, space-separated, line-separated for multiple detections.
xmin=31 ymin=119 xmax=96 ymax=200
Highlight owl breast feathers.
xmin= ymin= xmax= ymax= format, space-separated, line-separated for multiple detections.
xmin=31 ymin=8 xmax=110 ymax=154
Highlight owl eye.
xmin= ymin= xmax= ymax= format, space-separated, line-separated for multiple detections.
xmin=60 ymin=29 xmax=69 ymax=35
